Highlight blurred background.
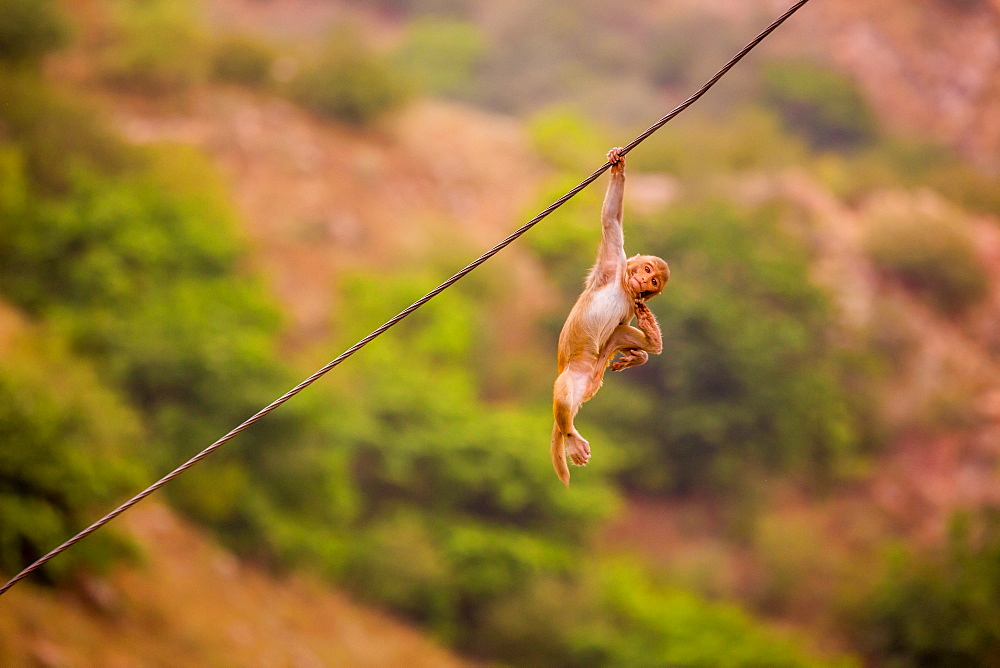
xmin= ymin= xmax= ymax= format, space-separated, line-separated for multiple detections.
xmin=1 ymin=0 xmax=999 ymax=665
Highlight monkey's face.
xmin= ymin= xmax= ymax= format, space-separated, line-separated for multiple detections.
xmin=626 ymin=255 xmax=669 ymax=300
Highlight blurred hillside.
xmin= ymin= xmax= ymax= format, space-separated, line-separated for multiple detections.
xmin=2 ymin=0 xmax=999 ymax=665
xmin=652 ymin=0 xmax=1000 ymax=171
xmin=198 ymin=0 xmax=1000 ymax=170
xmin=0 ymin=501 xmax=469 ymax=667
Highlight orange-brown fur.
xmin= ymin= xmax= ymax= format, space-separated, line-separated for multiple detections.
xmin=551 ymin=148 xmax=669 ymax=486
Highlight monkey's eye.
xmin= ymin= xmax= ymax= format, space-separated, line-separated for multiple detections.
xmin=651 ymin=278 xmax=658 ymax=287
xmin=644 ymin=265 xmax=651 ymax=273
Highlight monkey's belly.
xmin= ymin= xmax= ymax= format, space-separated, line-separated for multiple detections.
xmin=586 ymin=283 xmax=631 ymax=345
xmin=556 ymin=280 xmax=633 ymax=372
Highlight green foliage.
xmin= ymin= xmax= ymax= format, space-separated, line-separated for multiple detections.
xmin=581 ymin=200 xmax=864 ymax=494
xmin=628 ymin=106 xmax=808 ymax=178
xmin=477 ymin=561 xmax=855 ymax=666
xmin=328 ymin=271 xmax=617 ymax=536
xmin=523 ymin=171 xmax=609 ymax=299
xmin=0 ymin=71 xmax=136 ymax=193
xmin=524 ymin=127 xmax=873 ymax=495
xmin=528 ymin=107 xmax=612 ymax=172
xmin=919 ymin=156 xmax=1000 ymax=217
xmin=865 ymin=202 xmax=988 ymax=316
xmin=817 ymin=138 xmax=1000 ymax=217
xmin=392 ymin=18 xmax=486 ymax=98
xmin=0 ymin=0 xmax=69 ymax=66
xmin=320 ymin=270 xmax=618 ymax=647
xmin=0 ymin=107 xmax=341 ymax=568
xmin=592 ymin=562 xmax=853 ymax=667
xmin=289 ymin=27 xmax=409 ymax=126
xmin=318 ymin=270 xmax=845 ymax=665
xmin=472 ymin=558 xmax=854 ymax=666
xmin=211 ymin=36 xmax=275 ymax=88
xmin=0 ymin=325 xmax=144 ymax=581
xmin=0 ymin=152 xmax=241 ymax=315
xmin=762 ymin=61 xmax=879 ymax=152
xmin=99 ymin=0 xmax=209 ymax=95
xmin=855 ymin=511 xmax=1000 ymax=666
xmin=0 ymin=69 xmax=356 ymax=594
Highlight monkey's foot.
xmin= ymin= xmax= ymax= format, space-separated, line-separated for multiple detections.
xmin=610 ymin=349 xmax=640 ymax=371
xmin=566 ymin=432 xmax=591 ymax=466
xmin=610 ymin=356 xmax=633 ymax=371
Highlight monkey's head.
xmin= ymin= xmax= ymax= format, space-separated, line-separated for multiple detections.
xmin=626 ymin=254 xmax=669 ymax=301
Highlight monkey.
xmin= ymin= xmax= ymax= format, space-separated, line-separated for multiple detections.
xmin=551 ymin=147 xmax=669 ymax=486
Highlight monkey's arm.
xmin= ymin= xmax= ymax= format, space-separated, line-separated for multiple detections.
xmin=589 ymin=150 xmax=627 ymax=287
xmin=632 ymin=300 xmax=662 ymax=354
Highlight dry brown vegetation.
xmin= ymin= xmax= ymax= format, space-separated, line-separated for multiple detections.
xmin=0 ymin=504 xmax=470 ymax=667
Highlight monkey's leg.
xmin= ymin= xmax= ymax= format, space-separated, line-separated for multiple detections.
xmin=599 ymin=324 xmax=650 ymax=373
xmin=552 ymin=367 xmax=592 ymax=468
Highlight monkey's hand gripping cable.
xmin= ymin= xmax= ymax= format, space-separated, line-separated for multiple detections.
xmin=0 ymin=0 xmax=813 ymax=598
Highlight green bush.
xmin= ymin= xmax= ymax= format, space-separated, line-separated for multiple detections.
xmin=0 ymin=126 xmax=345 ymax=564
xmin=880 ymin=138 xmax=1000 ymax=217
xmin=854 ymin=511 xmax=1000 ymax=665
xmin=0 ymin=325 xmax=144 ymax=581
xmin=523 ymin=169 xmax=613 ymax=299
xmin=0 ymin=0 xmax=68 ymax=66
xmin=527 ymin=107 xmax=612 ymax=172
xmin=319 ymin=270 xmax=617 ymax=648
xmin=211 ymin=36 xmax=274 ymax=88
xmin=0 ymin=71 xmax=136 ymax=193
xmin=576 ymin=200 xmax=866 ymax=494
xmin=0 ymin=72 xmax=363 ymax=589
xmin=865 ymin=200 xmax=988 ymax=316
xmin=924 ymin=158 xmax=1000 ymax=217
xmin=392 ymin=18 xmax=485 ymax=98
xmin=289 ymin=28 xmax=408 ymax=126
xmin=100 ymin=0 xmax=209 ymax=95
xmin=593 ymin=562 xmax=855 ymax=667
xmin=762 ymin=61 xmax=878 ymax=152
xmin=316 ymin=270 xmax=846 ymax=665
xmin=525 ymin=166 xmax=870 ymax=495
xmin=627 ymin=106 xmax=808 ymax=179
xmin=0 ymin=75 xmax=331 ymax=585
xmin=0 ymin=154 xmax=241 ymax=314
xmin=477 ymin=558 xmax=856 ymax=666
xmin=327 ymin=271 xmax=617 ymax=538
xmin=814 ymin=138 xmax=1000 ymax=217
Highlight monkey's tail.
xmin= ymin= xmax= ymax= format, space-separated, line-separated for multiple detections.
xmin=551 ymin=423 xmax=571 ymax=486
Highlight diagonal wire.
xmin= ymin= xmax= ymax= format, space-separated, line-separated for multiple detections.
xmin=0 ymin=0 xmax=813 ymax=598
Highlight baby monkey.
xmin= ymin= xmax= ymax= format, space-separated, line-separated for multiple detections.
xmin=551 ymin=147 xmax=669 ymax=486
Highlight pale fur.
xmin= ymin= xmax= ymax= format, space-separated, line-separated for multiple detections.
xmin=551 ymin=149 xmax=667 ymax=486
